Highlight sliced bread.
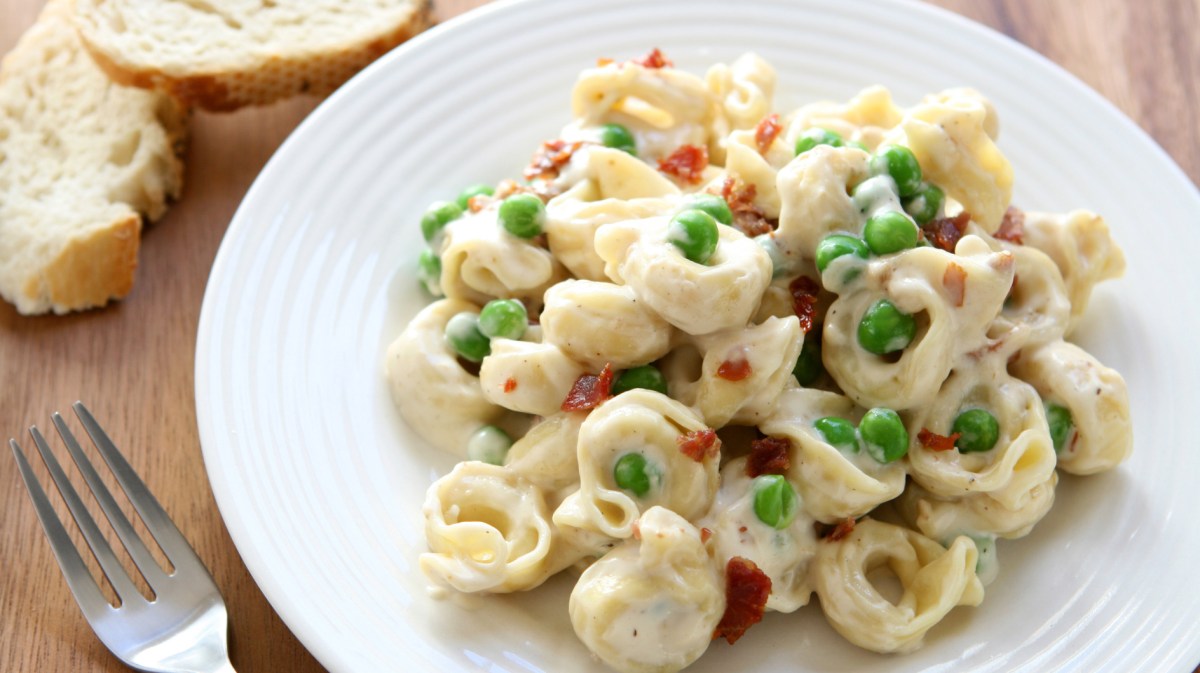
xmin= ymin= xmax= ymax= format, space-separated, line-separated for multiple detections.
xmin=71 ymin=0 xmax=434 ymax=111
xmin=0 ymin=0 xmax=188 ymax=315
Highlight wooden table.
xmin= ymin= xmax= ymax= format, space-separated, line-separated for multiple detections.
xmin=1 ymin=1 xmax=1196 ymax=671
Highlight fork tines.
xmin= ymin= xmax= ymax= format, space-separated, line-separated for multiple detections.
xmin=10 ymin=402 xmax=199 ymax=613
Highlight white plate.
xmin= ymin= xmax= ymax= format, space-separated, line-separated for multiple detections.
xmin=195 ymin=0 xmax=1200 ymax=671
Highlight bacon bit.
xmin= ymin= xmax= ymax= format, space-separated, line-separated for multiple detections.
xmin=995 ymin=206 xmax=1026 ymax=244
xmin=466 ymin=195 xmax=489 ymax=213
xmin=745 ymin=436 xmax=791 ymax=477
xmin=943 ymin=262 xmax=967 ymax=307
xmin=713 ymin=557 xmax=771 ymax=644
xmin=631 ymin=520 xmax=642 ymax=540
xmin=825 ymin=517 xmax=857 ymax=542
xmin=1067 ymin=430 xmax=1080 ymax=454
xmin=657 ymin=144 xmax=709 ymax=184
xmin=918 ymin=428 xmax=960 ymax=452
xmin=677 ymin=428 xmax=720 ymax=462
xmin=633 ymin=47 xmax=673 ymax=69
xmin=788 ymin=276 xmax=820 ymax=333
xmin=738 ymin=525 xmax=748 ymax=534
xmin=493 ymin=178 xmax=534 ymax=200
xmin=524 ymin=139 xmax=585 ymax=182
xmin=923 ymin=211 xmax=971 ymax=252
xmin=700 ymin=527 xmax=713 ymax=543
xmin=714 ymin=177 xmax=774 ymax=237
xmin=596 ymin=57 xmax=614 ymax=67
xmin=503 ymin=377 xmax=518 ymax=393
xmin=717 ymin=356 xmax=753 ymax=382
xmin=560 ymin=363 xmax=614 ymax=412
xmin=754 ymin=113 xmax=782 ymax=154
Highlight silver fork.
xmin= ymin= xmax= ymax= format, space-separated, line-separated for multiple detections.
xmin=10 ymin=402 xmax=236 ymax=673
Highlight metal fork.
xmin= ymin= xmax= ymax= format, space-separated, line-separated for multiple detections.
xmin=10 ymin=402 xmax=236 ymax=673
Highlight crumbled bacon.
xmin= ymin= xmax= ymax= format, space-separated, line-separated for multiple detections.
xmin=714 ymin=177 xmax=774 ymax=237
xmin=560 ymin=363 xmax=614 ymax=411
xmin=923 ymin=211 xmax=971 ymax=252
xmin=918 ymin=428 xmax=960 ymax=451
xmin=745 ymin=436 xmax=791 ymax=477
xmin=658 ymin=144 xmax=709 ymax=184
xmin=631 ymin=520 xmax=642 ymax=540
xmin=700 ymin=527 xmax=713 ymax=543
xmin=717 ymin=356 xmax=753 ymax=382
xmin=825 ymin=517 xmax=857 ymax=542
xmin=713 ymin=557 xmax=771 ymax=644
xmin=754 ymin=113 xmax=782 ymax=154
xmin=524 ymin=139 xmax=585 ymax=182
xmin=493 ymin=178 xmax=535 ymax=200
xmin=503 ymin=377 xmax=518 ymax=393
xmin=943 ymin=262 xmax=967 ymax=307
xmin=788 ymin=276 xmax=820 ymax=333
xmin=633 ymin=47 xmax=673 ymax=69
xmin=677 ymin=428 xmax=720 ymax=462
xmin=995 ymin=206 xmax=1026 ymax=244
xmin=466 ymin=195 xmax=489 ymax=213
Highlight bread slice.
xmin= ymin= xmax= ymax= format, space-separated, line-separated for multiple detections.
xmin=0 ymin=0 xmax=188 ymax=315
xmin=71 ymin=0 xmax=434 ymax=111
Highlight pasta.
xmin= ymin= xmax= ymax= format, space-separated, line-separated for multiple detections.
xmin=385 ymin=49 xmax=1133 ymax=673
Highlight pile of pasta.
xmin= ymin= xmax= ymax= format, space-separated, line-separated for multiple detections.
xmin=385 ymin=49 xmax=1132 ymax=673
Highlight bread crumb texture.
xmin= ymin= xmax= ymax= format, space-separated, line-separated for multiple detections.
xmin=73 ymin=0 xmax=435 ymax=110
xmin=0 ymin=0 xmax=188 ymax=314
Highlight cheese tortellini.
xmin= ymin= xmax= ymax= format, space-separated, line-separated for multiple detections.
xmin=386 ymin=50 xmax=1132 ymax=673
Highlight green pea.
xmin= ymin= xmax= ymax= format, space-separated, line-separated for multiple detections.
xmin=611 ymin=365 xmax=669 ymax=396
xmin=455 ymin=183 xmax=494 ymax=210
xmin=952 ymin=408 xmax=1001 ymax=453
xmin=754 ymin=234 xmax=793 ymax=279
xmin=859 ymin=407 xmax=908 ymax=463
xmin=420 ymin=200 xmax=464 ymax=243
xmin=792 ymin=333 xmax=823 ymax=386
xmin=1045 ymin=402 xmax=1074 ymax=453
xmin=794 ymin=127 xmax=845 ymax=155
xmin=613 ymin=453 xmax=657 ymax=497
xmin=752 ymin=474 xmax=799 ymax=530
xmin=599 ymin=123 xmax=637 ymax=155
xmin=814 ymin=416 xmax=859 ymax=453
xmin=851 ymin=174 xmax=900 ymax=215
xmin=815 ymin=234 xmax=870 ymax=272
xmin=870 ymin=144 xmax=923 ymax=198
xmin=467 ymin=425 xmax=512 ymax=465
xmin=478 ymin=299 xmax=527 ymax=340
xmin=498 ymin=193 xmax=546 ymax=238
xmin=903 ymin=182 xmax=945 ymax=225
xmin=444 ymin=312 xmax=491 ymax=363
xmin=863 ymin=211 xmax=919 ymax=255
xmin=857 ymin=299 xmax=917 ymax=355
xmin=683 ymin=193 xmax=733 ymax=226
xmin=668 ymin=210 xmax=719 ymax=264
xmin=417 ymin=249 xmax=441 ymax=295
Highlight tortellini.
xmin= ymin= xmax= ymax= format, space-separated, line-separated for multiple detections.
xmin=386 ymin=298 xmax=503 ymax=455
xmin=569 ymin=507 xmax=724 ymax=673
xmin=595 ymin=214 xmax=772 ymax=335
xmin=822 ymin=236 xmax=1015 ymax=411
xmin=386 ymin=52 xmax=1133 ymax=673
xmin=540 ymin=279 xmax=674 ymax=370
xmin=553 ymin=390 xmax=719 ymax=539
xmin=811 ymin=519 xmax=984 ymax=653
xmin=420 ymin=461 xmax=557 ymax=593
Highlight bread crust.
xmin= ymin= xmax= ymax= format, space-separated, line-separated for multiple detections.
xmin=0 ymin=0 xmax=187 ymax=315
xmin=32 ymin=215 xmax=142 ymax=315
xmin=75 ymin=0 xmax=434 ymax=111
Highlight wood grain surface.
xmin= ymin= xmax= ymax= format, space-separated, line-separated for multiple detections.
xmin=1 ymin=1 xmax=1196 ymax=672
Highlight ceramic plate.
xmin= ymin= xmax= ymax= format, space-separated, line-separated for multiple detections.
xmin=195 ymin=0 xmax=1200 ymax=671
